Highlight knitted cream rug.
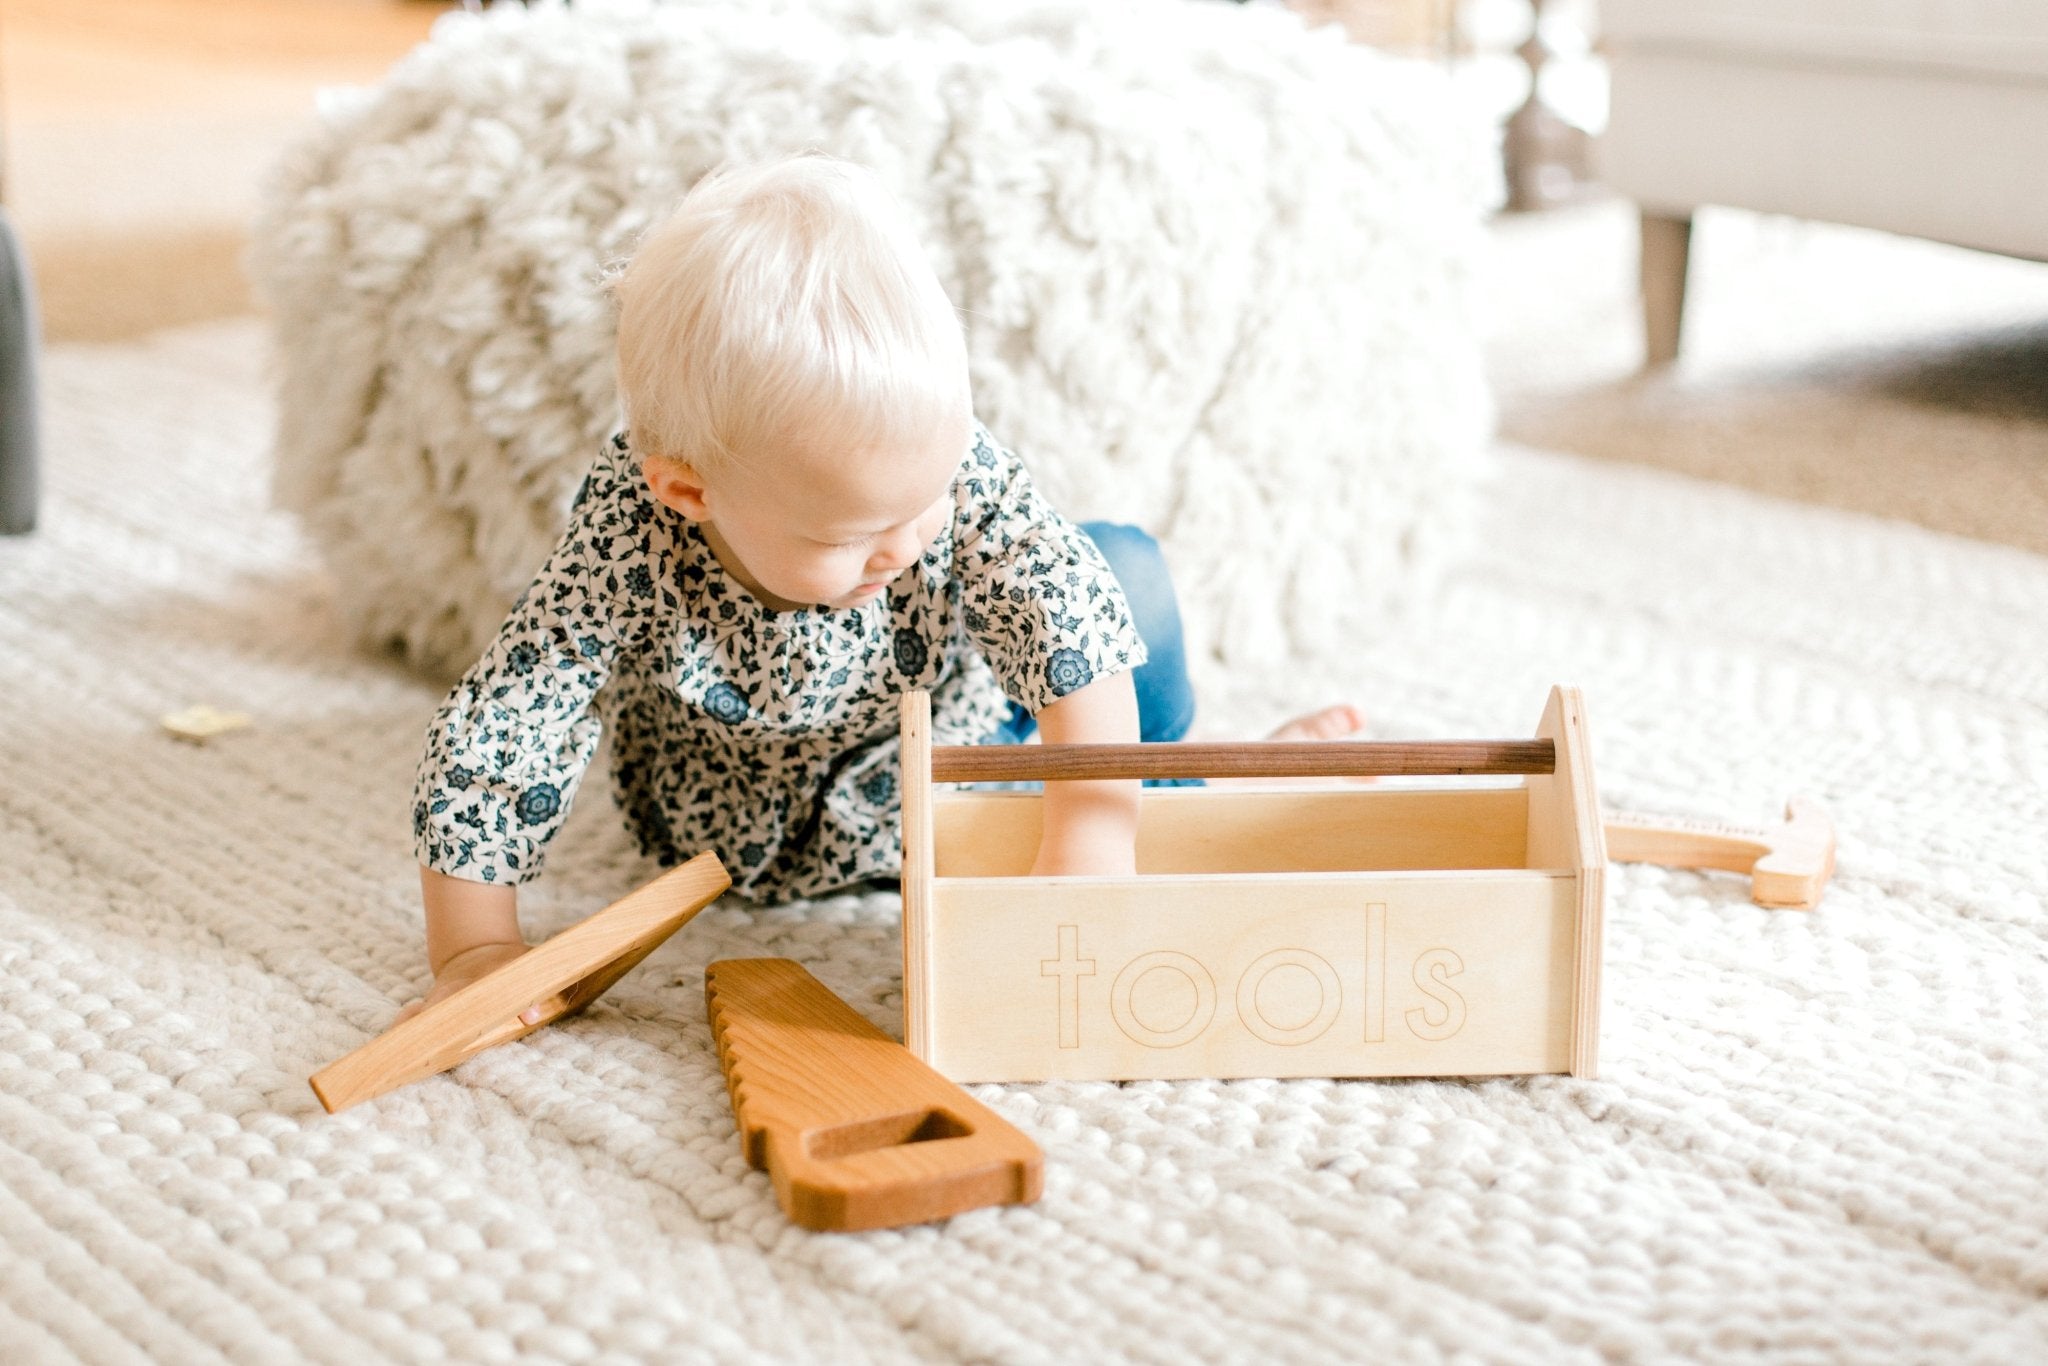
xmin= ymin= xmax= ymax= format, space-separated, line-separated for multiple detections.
xmin=4 ymin=320 xmax=2045 ymax=1363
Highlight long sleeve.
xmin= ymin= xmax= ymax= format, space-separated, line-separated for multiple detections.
xmin=950 ymin=424 xmax=1147 ymax=714
xmin=411 ymin=438 xmax=668 ymax=884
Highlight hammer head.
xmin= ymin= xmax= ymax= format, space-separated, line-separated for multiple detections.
xmin=1749 ymin=797 xmax=1836 ymax=910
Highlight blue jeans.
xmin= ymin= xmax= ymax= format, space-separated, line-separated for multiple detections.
xmin=987 ymin=522 xmax=1202 ymax=787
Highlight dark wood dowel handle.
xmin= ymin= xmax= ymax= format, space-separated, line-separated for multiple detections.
xmin=927 ymin=739 xmax=1555 ymax=784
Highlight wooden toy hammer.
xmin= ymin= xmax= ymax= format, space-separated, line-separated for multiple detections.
xmin=1604 ymin=797 xmax=1835 ymax=910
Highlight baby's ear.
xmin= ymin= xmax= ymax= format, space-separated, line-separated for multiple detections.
xmin=642 ymin=456 xmax=711 ymax=521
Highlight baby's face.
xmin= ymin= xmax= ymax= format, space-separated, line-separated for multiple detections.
xmin=686 ymin=422 xmax=967 ymax=613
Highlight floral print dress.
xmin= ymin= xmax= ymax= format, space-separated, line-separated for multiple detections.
xmin=411 ymin=423 xmax=1146 ymax=903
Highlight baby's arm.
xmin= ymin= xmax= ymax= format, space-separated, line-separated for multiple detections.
xmin=1027 ymin=670 xmax=1142 ymax=878
xmin=400 ymin=437 xmax=660 ymax=1028
xmin=392 ymin=870 xmax=559 ymax=1026
xmin=945 ymin=423 xmax=1150 ymax=875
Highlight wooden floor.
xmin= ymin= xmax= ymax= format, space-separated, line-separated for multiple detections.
xmin=4 ymin=0 xmax=441 ymax=119
xmin=2 ymin=0 xmax=449 ymax=339
xmin=0 ymin=0 xmax=1407 ymax=341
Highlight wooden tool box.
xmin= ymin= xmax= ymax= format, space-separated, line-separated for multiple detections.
xmin=897 ymin=686 xmax=1606 ymax=1085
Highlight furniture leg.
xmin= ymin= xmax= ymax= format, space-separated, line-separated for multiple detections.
xmin=0 ymin=210 xmax=38 ymax=535
xmin=1503 ymin=0 xmax=1596 ymax=211
xmin=1640 ymin=209 xmax=1692 ymax=368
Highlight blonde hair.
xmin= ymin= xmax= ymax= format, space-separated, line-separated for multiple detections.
xmin=613 ymin=155 xmax=970 ymax=479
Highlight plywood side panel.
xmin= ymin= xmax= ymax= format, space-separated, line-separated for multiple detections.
xmin=1524 ymin=687 xmax=1606 ymax=1078
xmin=932 ymin=787 xmax=1530 ymax=879
xmin=924 ymin=873 xmax=1577 ymax=1083
xmin=899 ymin=692 xmax=937 ymax=1061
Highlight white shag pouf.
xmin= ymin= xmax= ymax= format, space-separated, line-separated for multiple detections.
xmin=249 ymin=0 xmax=1495 ymax=680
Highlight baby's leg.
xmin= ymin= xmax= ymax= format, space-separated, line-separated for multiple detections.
xmin=1080 ymin=522 xmax=1369 ymax=782
xmin=1051 ymin=523 xmax=1368 ymax=785
xmin=1083 ymin=519 xmax=1366 ymax=738
xmin=1079 ymin=522 xmax=1201 ymax=787
xmin=1077 ymin=521 xmax=1194 ymax=744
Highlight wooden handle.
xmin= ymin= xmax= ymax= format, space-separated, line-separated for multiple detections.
xmin=705 ymin=958 xmax=1043 ymax=1232
xmin=310 ymin=853 xmax=731 ymax=1113
xmin=929 ymin=738 xmax=1555 ymax=784
xmin=1604 ymin=797 xmax=1835 ymax=910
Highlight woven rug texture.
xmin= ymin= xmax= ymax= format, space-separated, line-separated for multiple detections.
xmin=2 ymin=320 xmax=2046 ymax=1363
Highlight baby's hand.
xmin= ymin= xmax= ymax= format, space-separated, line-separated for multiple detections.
xmin=392 ymin=942 xmax=558 ymax=1029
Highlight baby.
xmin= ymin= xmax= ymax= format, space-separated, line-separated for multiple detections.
xmin=399 ymin=155 xmax=1360 ymax=1025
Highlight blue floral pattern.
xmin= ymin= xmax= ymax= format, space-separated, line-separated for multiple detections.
xmin=411 ymin=424 xmax=1145 ymax=902
xmin=516 ymin=783 xmax=561 ymax=826
xmin=1047 ymin=648 xmax=1094 ymax=697
xmin=702 ymin=682 xmax=750 ymax=724
xmin=893 ymin=629 xmax=927 ymax=676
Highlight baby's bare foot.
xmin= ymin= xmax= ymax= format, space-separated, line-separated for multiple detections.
xmin=1210 ymin=703 xmax=1373 ymax=787
xmin=1262 ymin=703 xmax=1368 ymax=745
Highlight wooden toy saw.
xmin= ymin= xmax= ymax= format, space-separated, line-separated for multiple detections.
xmin=705 ymin=957 xmax=1043 ymax=1231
